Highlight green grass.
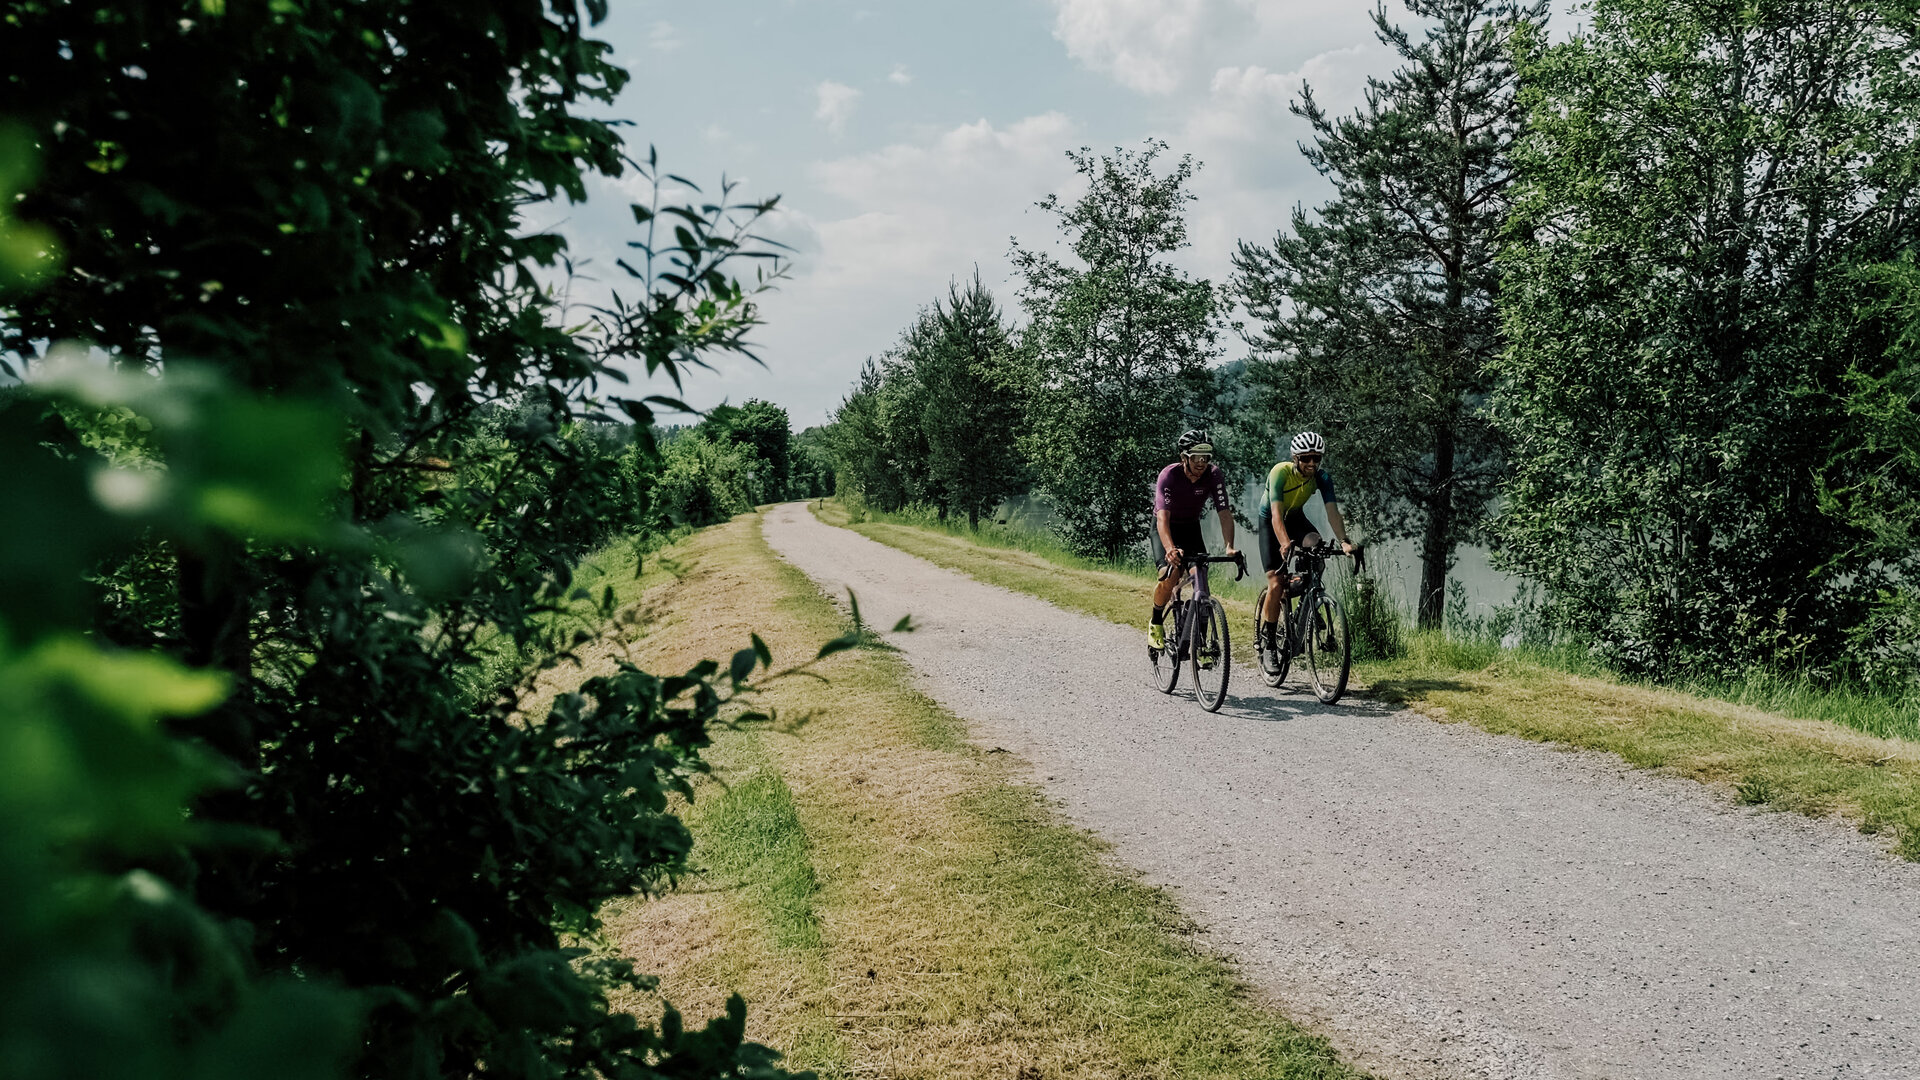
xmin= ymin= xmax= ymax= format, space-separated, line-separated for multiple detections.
xmin=813 ymin=498 xmax=1920 ymax=861
xmin=687 ymin=733 xmax=823 ymax=952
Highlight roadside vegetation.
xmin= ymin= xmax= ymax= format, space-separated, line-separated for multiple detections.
xmin=817 ymin=499 xmax=1920 ymax=861
xmin=591 ymin=511 xmax=1372 ymax=1078
xmin=3 ymin=2 xmax=826 ymax=1075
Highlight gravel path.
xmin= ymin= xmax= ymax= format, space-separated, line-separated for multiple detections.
xmin=763 ymin=503 xmax=1920 ymax=1080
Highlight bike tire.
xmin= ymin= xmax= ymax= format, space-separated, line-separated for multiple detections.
xmin=1151 ymin=595 xmax=1183 ymax=694
xmin=1304 ymin=592 xmax=1351 ymax=704
xmin=1192 ymin=596 xmax=1231 ymax=712
xmin=1254 ymin=585 xmax=1288 ymax=688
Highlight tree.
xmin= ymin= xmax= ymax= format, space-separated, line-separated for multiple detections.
xmin=1821 ymin=257 xmax=1920 ymax=689
xmin=1232 ymin=0 xmax=1543 ymax=629
xmin=1011 ymin=141 xmax=1221 ymax=558
xmin=790 ymin=424 xmax=838 ymax=498
xmin=702 ymin=398 xmax=792 ymax=504
xmin=2 ymin=2 xmax=801 ymax=1076
xmin=825 ymin=359 xmax=904 ymax=509
xmin=1492 ymin=0 xmax=1919 ymax=676
xmin=920 ymin=272 xmax=1025 ymax=527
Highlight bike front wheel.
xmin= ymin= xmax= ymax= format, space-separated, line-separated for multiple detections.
xmin=1191 ymin=596 xmax=1231 ymax=712
xmin=1303 ymin=592 xmax=1351 ymax=704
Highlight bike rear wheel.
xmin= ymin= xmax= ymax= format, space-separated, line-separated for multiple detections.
xmin=1303 ymin=592 xmax=1351 ymax=704
xmin=1151 ymin=594 xmax=1184 ymax=694
xmin=1254 ymin=585 xmax=1288 ymax=688
xmin=1191 ymin=596 xmax=1231 ymax=712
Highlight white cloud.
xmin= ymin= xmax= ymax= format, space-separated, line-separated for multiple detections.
xmin=887 ymin=63 xmax=912 ymax=86
xmin=646 ymin=20 xmax=681 ymax=52
xmin=814 ymin=80 xmax=861 ymax=137
xmin=1045 ymin=0 xmax=1395 ymax=96
xmin=1049 ymin=0 xmax=1251 ymax=94
xmin=670 ymin=113 xmax=1082 ymax=424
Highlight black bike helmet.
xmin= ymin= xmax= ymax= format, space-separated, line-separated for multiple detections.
xmin=1176 ymin=429 xmax=1214 ymax=457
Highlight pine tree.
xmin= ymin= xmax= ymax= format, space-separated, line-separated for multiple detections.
xmin=921 ymin=272 xmax=1024 ymax=528
xmin=1232 ymin=0 xmax=1543 ymax=628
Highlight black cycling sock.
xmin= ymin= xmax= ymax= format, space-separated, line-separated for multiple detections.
xmin=1150 ymin=605 xmax=1166 ymax=625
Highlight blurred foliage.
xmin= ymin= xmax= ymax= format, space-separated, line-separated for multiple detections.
xmin=1 ymin=1 xmax=803 ymax=1077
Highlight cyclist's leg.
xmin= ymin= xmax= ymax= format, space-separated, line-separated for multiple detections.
xmin=1149 ymin=530 xmax=1173 ymax=646
xmin=1284 ymin=509 xmax=1322 ymax=555
xmin=1258 ymin=508 xmax=1285 ymax=651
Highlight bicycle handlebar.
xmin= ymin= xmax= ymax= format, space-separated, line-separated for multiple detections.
xmin=1191 ymin=552 xmax=1248 ymax=581
xmin=1291 ymin=543 xmax=1364 ymax=575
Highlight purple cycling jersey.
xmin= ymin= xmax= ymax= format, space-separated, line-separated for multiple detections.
xmin=1153 ymin=462 xmax=1229 ymax=520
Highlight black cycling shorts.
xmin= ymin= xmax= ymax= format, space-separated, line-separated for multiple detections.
xmin=1151 ymin=517 xmax=1207 ymax=579
xmin=1258 ymin=506 xmax=1321 ymax=573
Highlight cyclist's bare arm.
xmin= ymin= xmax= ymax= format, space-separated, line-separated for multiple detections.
xmin=1217 ymin=506 xmax=1238 ymax=555
xmin=1324 ymin=502 xmax=1356 ymax=553
xmin=1156 ymin=508 xmax=1179 ymax=558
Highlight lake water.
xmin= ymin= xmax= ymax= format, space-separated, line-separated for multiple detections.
xmin=995 ymin=490 xmax=1521 ymax=623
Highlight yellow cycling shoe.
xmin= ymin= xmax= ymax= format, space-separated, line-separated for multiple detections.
xmin=1147 ymin=621 xmax=1166 ymax=650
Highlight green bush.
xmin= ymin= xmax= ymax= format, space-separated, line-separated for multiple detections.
xmin=1 ymin=4 xmax=803 ymax=1077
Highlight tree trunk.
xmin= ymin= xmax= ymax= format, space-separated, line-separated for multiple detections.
xmin=1417 ymin=423 xmax=1457 ymax=631
xmin=175 ymin=540 xmax=259 ymax=770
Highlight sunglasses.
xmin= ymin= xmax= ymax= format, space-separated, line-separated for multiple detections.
xmin=1296 ymin=454 xmax=1322 ymax=464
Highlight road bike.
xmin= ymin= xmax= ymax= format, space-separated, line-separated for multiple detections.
xmin=1254 ymin=544 xmax=1355 ymax=704
xmin=1149 ymin=551 xmax=1247 ymax=712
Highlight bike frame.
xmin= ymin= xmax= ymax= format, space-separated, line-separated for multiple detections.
xmin=1170 ymin=553 xmax=1242 ymax=653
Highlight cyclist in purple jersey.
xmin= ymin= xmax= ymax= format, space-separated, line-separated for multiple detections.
xmin=1148 ymin=430 xmax=1238 ymax=650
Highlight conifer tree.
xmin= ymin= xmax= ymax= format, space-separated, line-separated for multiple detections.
xmin=1232 ymin=0 xmax=1543 ymax=628
xmin=921 ymin=271 xmax=1023 ymax=528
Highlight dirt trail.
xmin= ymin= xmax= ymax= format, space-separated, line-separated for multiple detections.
xmin=763 ymin=502 xmax=1920 ymax=1080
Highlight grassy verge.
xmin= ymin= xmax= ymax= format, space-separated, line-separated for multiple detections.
xmin=596 ymin=512 xmax=1372 ymax=1078
xmin=811 ymin=499 xmax=1920 ymax=860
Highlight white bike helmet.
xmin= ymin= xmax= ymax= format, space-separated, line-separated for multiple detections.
xmin=1290 ymin=431 xmax=1326 ymax=456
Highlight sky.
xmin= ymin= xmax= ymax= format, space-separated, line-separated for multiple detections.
xmin=538 ymin=0 xmax=1513 ymax=428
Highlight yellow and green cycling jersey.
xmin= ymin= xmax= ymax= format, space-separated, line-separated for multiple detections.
xmin=1263 ymin=460 xmax=1340 ymax=515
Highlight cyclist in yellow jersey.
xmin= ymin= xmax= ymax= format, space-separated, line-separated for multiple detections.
xmin=1258 ymin=432 xmax=1355 ymax=657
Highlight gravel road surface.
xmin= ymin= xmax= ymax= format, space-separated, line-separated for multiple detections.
xmin=763 ymin=503 xmax=1920 ymax=1079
